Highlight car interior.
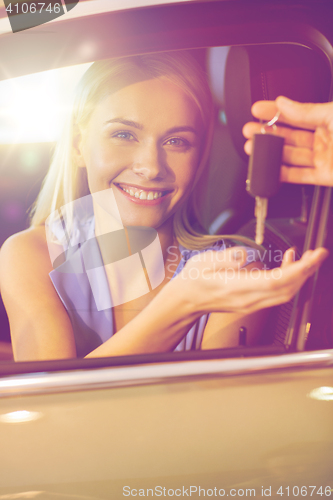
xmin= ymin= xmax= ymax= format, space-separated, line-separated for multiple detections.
xmin=0 ymin=0 xmax=332 ymax=370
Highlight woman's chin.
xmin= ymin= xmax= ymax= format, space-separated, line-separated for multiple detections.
xmin=118 ymin=213 xmax=167 ymax=230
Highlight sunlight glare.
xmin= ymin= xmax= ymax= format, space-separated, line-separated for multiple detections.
xmin=0 ymin=410 xmax=43 ymax=423
xmin=0 ymin=63 xmax=92 ymax=144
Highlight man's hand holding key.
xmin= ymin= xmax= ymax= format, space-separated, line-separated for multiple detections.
xmin=241 ymin=95 xmax=330 ymax=299
xmin=243 ymin=96 xmax=333 ymax=187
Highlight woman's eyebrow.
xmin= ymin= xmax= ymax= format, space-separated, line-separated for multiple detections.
xmin=104 ymin=120 xmax=198 ymax=135
xmin=104 ymin=118 xmax=144 ymax=129
xmin=166 ymin=126 xmax=199 ymax=135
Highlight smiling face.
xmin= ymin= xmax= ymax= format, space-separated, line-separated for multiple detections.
xmin=75 ymin=77 xmax=203 ymax=236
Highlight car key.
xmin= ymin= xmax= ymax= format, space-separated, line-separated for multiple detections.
xmin=246 ymin=116 xmax=284 ymax=245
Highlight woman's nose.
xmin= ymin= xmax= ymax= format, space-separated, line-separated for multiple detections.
xmin=132 ymin=143 xmax=167 ymax=180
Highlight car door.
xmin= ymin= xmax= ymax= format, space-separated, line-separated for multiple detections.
xmin=0 ymin=352 xmax=333 ymax=498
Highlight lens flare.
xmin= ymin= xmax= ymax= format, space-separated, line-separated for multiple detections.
xmin=0 ymin=410 xmax=43 ymax=423
xmin=0 ymin=63 xmax=92 ymax=144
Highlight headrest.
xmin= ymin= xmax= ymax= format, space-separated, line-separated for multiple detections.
xmin=224 ymin=44 xmax=331 ymax=161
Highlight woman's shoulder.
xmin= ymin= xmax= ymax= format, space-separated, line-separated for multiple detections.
xmin=0 ymin=226 xmax=51 ymax=286
xmin=1 ymin=225 xmax=48 ymax=257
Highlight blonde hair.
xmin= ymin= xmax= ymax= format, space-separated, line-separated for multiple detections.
xmin=31 ymin=51 xmax=256 ymax=250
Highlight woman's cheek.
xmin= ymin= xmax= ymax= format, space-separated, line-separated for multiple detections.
xmin=88 ymin=149 xmax=132 ymax=183
xmin=180 ymin=156 xmax=200 ymax=188
xmin=171 ymin=147 xmax=198 ymax=171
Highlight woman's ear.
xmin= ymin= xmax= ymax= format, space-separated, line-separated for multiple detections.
xmin=72 ymin=123 xmax=86 ymax=168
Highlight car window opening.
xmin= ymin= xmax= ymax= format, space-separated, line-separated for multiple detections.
xmin=0 ymin=42 xmax=332 ymax=366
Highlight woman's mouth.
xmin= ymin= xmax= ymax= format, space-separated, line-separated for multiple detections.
xmin=114 ymin=183 xmax=172 ymax=205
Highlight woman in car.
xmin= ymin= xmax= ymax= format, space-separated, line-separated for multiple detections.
xmin=0 ymin=52 xmax=327 ymax=360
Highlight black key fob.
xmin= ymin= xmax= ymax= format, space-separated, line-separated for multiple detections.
xmin=246 ymin=133 xmax=284 ymax=198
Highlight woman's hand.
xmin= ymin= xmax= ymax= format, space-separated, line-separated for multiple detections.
xmin=242 ymin=96 xmax=333 ymax=187
xmin=176 ymin=246 xmax=328 ymax=315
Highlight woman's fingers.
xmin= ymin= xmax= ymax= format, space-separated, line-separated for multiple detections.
xmin=277 ymin=248 xmax=327 ymax=278
xmin=240 ymin=248 xmax=328 ymax=312
xmin=299 ymin=247 xmax=329 ymax=274
xmin=270 ymin=248 xmax=328 ymax=297
xmin=281 ymin=247 xmax=296 ymax=267
xmin=283 ymin=248 xmax=325 ymax=278
xmin=183 ymin=246 xmax=328 ymax=315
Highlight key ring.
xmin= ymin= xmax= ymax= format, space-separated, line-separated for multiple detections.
xmin=260 ymin=111 xmax=280 ymax=134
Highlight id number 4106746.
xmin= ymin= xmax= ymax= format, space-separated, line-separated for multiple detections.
xmin=276 ymin=486 xmax=332 ymax=496
xmin=5 ymin=3 xmax=61 ymax=14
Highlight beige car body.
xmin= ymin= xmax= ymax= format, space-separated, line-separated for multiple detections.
xmin=0 ymin=352 xmax=333 ymax=498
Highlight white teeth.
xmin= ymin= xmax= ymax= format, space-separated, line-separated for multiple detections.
xmin=120 ymin=185 xmax=164 ymax=200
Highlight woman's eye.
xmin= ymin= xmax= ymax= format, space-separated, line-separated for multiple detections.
xmin=112 ymin=131 xmax=135 ymax=141
xmin=165 ymin=137 xmax=189 ymax=147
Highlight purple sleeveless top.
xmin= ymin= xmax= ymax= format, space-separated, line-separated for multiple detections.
xmin=48 ymin=215 xmax=227 ymax=357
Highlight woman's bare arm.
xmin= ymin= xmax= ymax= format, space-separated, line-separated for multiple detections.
xmin=90 ymin=246 xmax=328 ymax=357
xmin=0 ymin=227 xmax=77 ymax=361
